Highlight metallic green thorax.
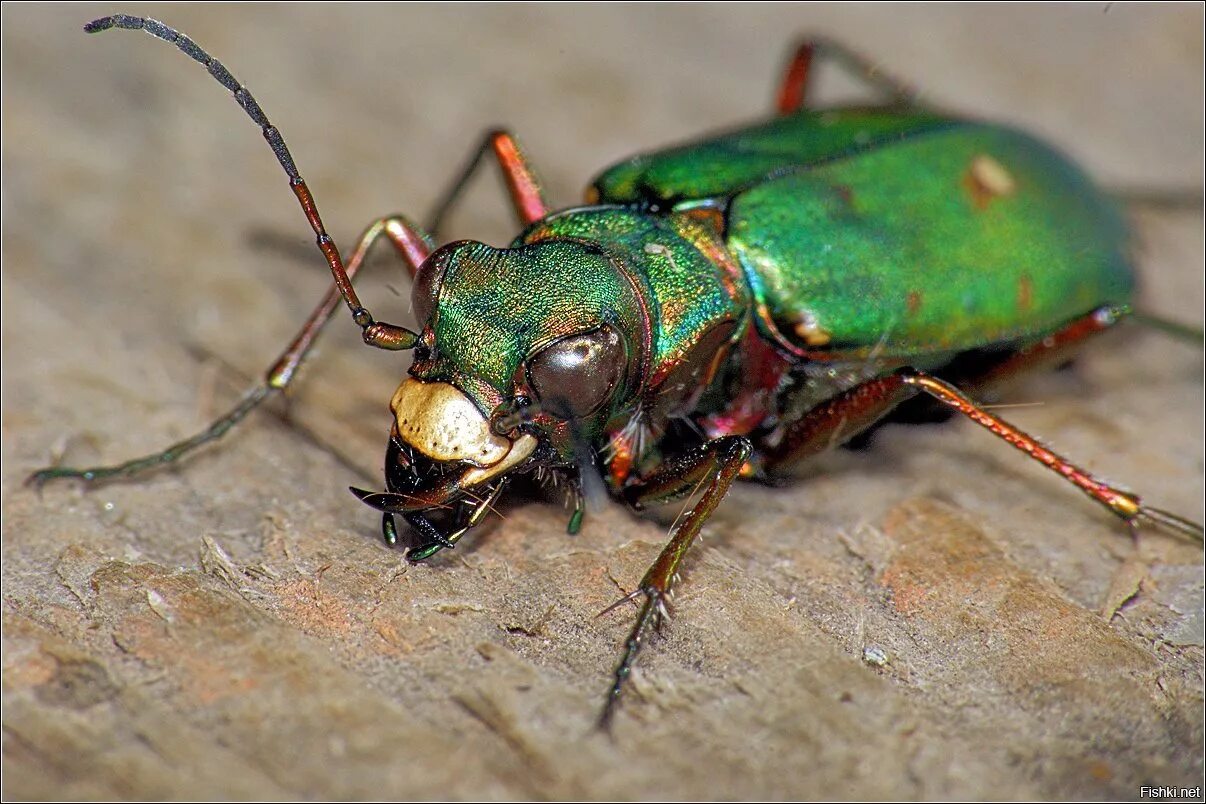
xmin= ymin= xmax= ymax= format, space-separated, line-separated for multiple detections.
xmin=592 ymin=108 xmax=1134 ymax=358
xmin=519 ymin=209 xmax=748 ymax=386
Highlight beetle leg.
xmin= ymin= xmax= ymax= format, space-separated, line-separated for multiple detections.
xmin=757 ymin=366 xmax=1203 ymax=542
xmin=757 ymin=371 xmax=917 ymax=472
xmin=898 ymin=371 xmax=1204 ymax=542
xmin=598 ymin=436 xmax=752 ymax=729
xmin=776 ymin=37 xmax=918 ymax=114
xmin=755 ymin=308 xmax=1128 ymax=468
xmin=267 ymin=215 xmax=433 ymax=383
xmin=425 ymin=129 xmax=550 ymax=238
xmin=28 ymin=215 xmax=430 ymax=488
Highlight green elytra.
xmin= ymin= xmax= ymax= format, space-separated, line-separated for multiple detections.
xmin=33 ymin=19 xmax=1199 ymax=728
xmin=589 ymin=109 xmax=1134 ymax=358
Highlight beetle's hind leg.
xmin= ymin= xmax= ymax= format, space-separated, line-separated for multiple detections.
xmin=598 ymin=436 xmax=751 ymax=729
xmin=897 ymin=371 xmax=1203 ymax=542
xmin=754 ymin=308 xmax=1202 ymax=542
xmin=28 ymin=216 xmax=432 ymax=488
xmin=849 ymin=304 xmax=1132 ymax=433
xmin=776 ymin=37 xmax=919 ymax=115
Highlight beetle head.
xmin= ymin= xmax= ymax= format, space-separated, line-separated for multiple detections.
xmin=354 ymin=238 xmax=649 ymax=557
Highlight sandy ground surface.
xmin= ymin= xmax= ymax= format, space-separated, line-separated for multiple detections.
xmin=3 ymin=4 xmax=1203 ymax=800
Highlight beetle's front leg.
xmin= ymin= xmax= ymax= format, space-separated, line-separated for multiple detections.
xmin=599 ymin=435 xmax=752 ymax=728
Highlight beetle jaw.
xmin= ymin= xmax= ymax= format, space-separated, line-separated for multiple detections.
xmin=460 ymin=432 xmax=538 ymax=485
xmin=389 ymin=377 xmax=538 ymax=487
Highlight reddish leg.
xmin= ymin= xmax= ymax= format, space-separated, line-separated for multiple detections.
xmin=776 ymin=37 xmax=918 ymax=114
xmin=776 ymin=41 xmax=816 ymax=114
xmin=599 ymin=436 xmax=752 ymax=728
xmin=268 ymin=216 xmax=433 ymax=387
xmin=757 ymin=371 xmax=916 ymax=470
xmin=761 ymin=305 xmax=1124 ymax=469
xmin=759 ymin=305 xmax=1201 ymax=539
xmin=755 ymin=305 xmax=1201 ymax=540
xmin=425 ymin=129 xmax=550 ymax=237
xmin=898 ymin=372 xmax=1201 ymax=539
xmin=30 ymin=216 xmax=432 ymax=486
xmin=761 ymin=366 xmax=1200 ymax=539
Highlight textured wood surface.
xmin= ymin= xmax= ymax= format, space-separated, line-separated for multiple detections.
xmin=3 ymin=5 xmax=1202 ymax=800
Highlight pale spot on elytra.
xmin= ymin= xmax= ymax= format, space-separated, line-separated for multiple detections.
xmin=965 ymin=154 xmax=1017 ymax=209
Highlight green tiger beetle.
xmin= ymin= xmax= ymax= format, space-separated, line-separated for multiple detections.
xmin=30 ymin=15 xmax=1204 ymax=727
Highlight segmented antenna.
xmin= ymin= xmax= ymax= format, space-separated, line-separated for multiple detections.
xmin=85 ymin=15 xmax=417 ymax=349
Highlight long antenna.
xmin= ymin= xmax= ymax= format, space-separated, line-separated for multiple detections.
xmin=85 ymin=14 xmax=417 ymax=350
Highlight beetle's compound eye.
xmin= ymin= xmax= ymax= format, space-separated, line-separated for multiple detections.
xmin=527 ymin=326 xmax=626 ymax=420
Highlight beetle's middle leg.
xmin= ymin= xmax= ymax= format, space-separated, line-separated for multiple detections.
xmin=425 ymin=129 xmax=550 ymax=238
xmin=776 ymin=37 xmax=919 ymax=114
xmin=29 ymin=216 xmax=432 ymax=487
xmin=598 ymin=435 xmax=752 ymax=728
